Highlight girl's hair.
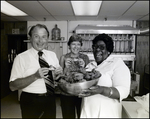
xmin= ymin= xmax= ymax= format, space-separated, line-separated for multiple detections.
xmin=68 ymin=34 xmax=83 ymax=46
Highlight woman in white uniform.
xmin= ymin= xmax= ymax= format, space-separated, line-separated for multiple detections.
xmin=79 ymin=34 xmax=131 ymax=118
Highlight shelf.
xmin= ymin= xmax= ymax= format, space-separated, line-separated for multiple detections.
xmin=7 ymin=34 xmax=27 ymax=36
xmin=81 ymin=52 xmax=135 ymax=61
xmin=24 ymin=40 xmax=67 ymax=43
xmin=113 ymin=39 xmax=134 ymax=41
xmin=75 ymin=25 xmax=140 ymax=34
xmin=81 ymin=39 xmax=134 ymax=41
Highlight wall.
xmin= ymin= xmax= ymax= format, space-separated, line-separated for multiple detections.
xmin=135 ymin=21 xmax=149 ymax=95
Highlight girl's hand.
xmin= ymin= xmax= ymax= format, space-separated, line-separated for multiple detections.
xmin=65 ymin=58 xmax=72 ymax=68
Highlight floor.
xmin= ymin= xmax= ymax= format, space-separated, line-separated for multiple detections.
xmin=1 ymin=91 xmax=135 ymax=118
xmin=1 ymin=91 xmax=62 ymax=118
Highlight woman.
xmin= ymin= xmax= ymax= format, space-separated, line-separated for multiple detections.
xmin=59 ymin=34 xmax=90 ymax=118
xmin=79 ymin=34 xmax=131 ymax=118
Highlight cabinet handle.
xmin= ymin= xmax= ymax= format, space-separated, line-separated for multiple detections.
xmin=8 ymin=54 xmax=10 ymax=63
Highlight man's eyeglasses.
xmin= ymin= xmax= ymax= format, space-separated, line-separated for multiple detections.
xmin=92 ymin=45 xmax=106 ymax=50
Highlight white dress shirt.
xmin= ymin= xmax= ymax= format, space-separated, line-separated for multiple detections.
xmin=9 ymin=47 xmax=60 ymax=94
xmin=81 ymin=56 xmax=131 ymax=118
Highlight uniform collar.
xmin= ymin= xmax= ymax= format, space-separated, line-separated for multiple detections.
xmin=97 ymin=55 xmax=113 ymax=66
xmin=104 ymin=55 xmax=114 ymax=62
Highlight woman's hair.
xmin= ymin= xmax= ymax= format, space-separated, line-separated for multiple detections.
xmin=28 ymin=24 xmax=49 ymax=37
xmin=92 ymin=33 xmax=114 ymax=53
xmin=67 ymin=34 xmax=83 ymax=46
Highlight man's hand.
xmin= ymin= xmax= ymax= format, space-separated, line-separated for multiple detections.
xmin=35 ymin=68 xmax=50 ymax=78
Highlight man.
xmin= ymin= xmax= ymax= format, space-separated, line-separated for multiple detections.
xmin=9 ymin=24 xmax=62 ymax=118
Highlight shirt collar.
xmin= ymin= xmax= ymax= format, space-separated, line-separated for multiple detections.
xmin=30 ymin=47 xmax=46 ymax=58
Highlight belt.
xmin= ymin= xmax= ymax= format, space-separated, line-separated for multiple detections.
xmin=22 ymin=92 xmax=51 ymax=97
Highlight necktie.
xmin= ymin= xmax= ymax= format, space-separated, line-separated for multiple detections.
xmin=38 ymin=51 xmax=54 ymax=95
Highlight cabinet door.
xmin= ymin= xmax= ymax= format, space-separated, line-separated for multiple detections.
xmin=7 ymin=35 xmax=27 ymax=73
xmin=1 ymin=35 xmax=27 ymax=98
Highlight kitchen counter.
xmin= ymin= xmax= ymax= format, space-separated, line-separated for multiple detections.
xmin=122 ymin=101 xmax=149 ymax=118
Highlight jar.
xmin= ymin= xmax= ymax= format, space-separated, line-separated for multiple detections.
xmin=52 ymin=24 xmax=61 ymax=40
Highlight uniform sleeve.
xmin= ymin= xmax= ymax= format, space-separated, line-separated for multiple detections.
xmin=9 ymin=55 xmax=25 ymax=82
xmin=112 ymin=59 xmax=131 ymax=102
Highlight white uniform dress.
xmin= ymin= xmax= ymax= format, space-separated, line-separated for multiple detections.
xmin=80 ymin=56 xmax=131 ymax=118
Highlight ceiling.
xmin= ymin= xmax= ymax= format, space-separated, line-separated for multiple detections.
xmin=1 ymin=1 xmax=149 ymax=22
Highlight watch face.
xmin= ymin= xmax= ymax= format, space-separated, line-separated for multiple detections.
xmin=108 ymin=88 xmax=113 ymax=97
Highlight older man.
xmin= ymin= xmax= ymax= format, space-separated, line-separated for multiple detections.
xmin=9 ymin=24 xmax=62 ymax=118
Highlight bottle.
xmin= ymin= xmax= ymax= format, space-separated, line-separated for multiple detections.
xmin=52 ymin=24 xmax=61 ymax=40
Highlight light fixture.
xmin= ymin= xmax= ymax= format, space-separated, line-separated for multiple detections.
xmin=1 ymin=1 xmax=28 ymax=16
xmin=71 ymin=1 xmax=102 ymax=16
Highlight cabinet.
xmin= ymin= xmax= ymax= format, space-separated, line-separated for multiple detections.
xmin=1 ymin=34 xmax=27 ymax=99
xmin=1 ymin=21 xmax=27 ymax=98
xmin=7 ymin=35 xmax=27 ymax=74
xmin=8 ymin=35 xmax=27 ymax=61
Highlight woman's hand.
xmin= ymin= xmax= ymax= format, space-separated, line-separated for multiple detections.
xmin=54 ymin=66 xmax=63 ymax=75
xmin=65 ymin=58 xmax=72 ymax=68
xmin=78 ymin=58 xmax=85 ymax=67
xmin=78 ymin=85 xmax=103 ymax=97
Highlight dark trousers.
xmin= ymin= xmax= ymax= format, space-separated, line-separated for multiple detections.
xmin=60 ymin=95 xmax=82 ymax=119
xmin=20 ymin=92 xmax=56 ymax=119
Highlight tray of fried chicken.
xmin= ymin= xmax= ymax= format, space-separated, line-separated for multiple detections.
xmin=57 ymin=67 xmax=101 ymax=96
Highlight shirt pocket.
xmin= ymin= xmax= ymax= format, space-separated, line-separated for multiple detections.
xmin=23 ymin=63 xmax=40 ymax=77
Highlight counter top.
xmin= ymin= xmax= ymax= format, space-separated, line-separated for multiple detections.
xmin=122 ymin=101 xmax=149 ymax=118
xmin=122 ymin=101 xmax=140 ymax=118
